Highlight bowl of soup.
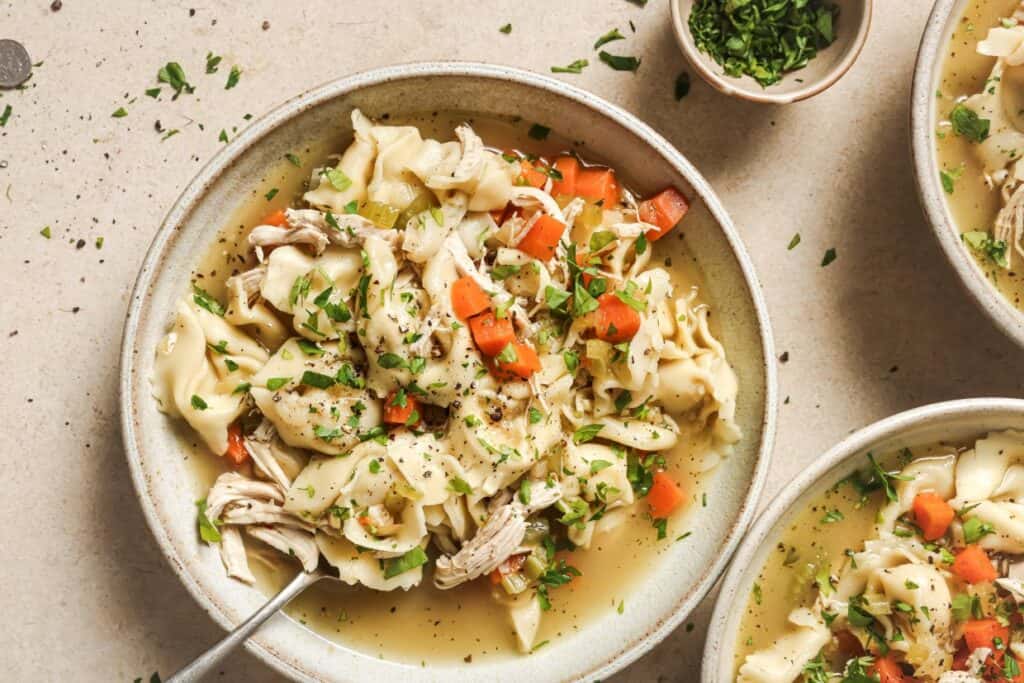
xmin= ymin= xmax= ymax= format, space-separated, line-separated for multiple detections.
xmin=120 ymin=62 xmax=776 ymax=681
xmin=704 ymin=397 xmax=1024 ymax=682
xmin=913 ymin=0 xmax=1024 ymax=349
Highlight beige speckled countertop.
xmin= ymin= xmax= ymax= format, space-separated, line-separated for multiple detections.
xmin=2 ymin=1 xmax=1018 ymax=680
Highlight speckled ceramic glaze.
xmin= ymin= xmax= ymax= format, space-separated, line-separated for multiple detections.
xmin=120 ymin=62 xmax=776 ymax=682
xmin=702 ymin=398 xmax=1024 ymax=682
xmin=911 ymin=0 xmax=1024 ymax=350
xmin=671 ymin=0 xmax=873 ymax=104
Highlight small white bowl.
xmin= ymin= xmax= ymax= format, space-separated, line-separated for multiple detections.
xmin=671 ymin=0 xmax=873 ymax=104
xmin=702 ymin=397 xmax=1024 ymax=682
xmin=121 ymin=62 xmax=777 ymax=682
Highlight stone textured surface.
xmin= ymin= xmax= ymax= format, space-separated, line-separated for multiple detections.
xmin=1 ymin=1 xmax=1016 ymax=681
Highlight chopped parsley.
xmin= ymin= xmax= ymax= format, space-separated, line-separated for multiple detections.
xmin=499 ymin=23 xmax=512 ymax=34
xmin=225 ymin=65 xmax=241 ymax=90
xmin=594 ymin=28 xmax=625 ymax=49
xmin=963 ymin=231 xmax=1009 ymax=268
xmin=821 ymin=247 xmax=837 ymax=267
xmin=551 ymin=59 xmax=589 ymax=74
xmin=573 ymin=423 xmax=604 ymax=444
xmin=157 ymin=62 xmax=194 ymax=99
xmin=266 ymin=376 xmax=291 ymax=391
xmin=192 ymin=285 xmax=225 ymax=316
xmin=675 ymin=71 xmax=691 ymax=100
xmin=190 ymin=394 xmax=208 ymax=410
xmin=950 ymin=103 xmax=990 ymax=142
xmin=196 ymin=499 xmax=222 ymax=543
xmin=111 ymin=107 xmax=128 ymax=118
xmin=205 ymin=52 xmax=222 ymax=74
xmin=448 ymin=476 xmax=474 ymax=495
xmin=689 ymin=0 xmax=838 ymax=87
xmin=598 ymin=50 xmax=641 ymax=72
xmin=382 ymin=546 xmax=428 ymax=579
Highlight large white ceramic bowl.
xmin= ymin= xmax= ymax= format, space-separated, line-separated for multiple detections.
xmin=120 ymin=62 xmax=776 ymax=682
xmin=912 ymin=0 xmax=1024 ymax=349
xmin=702 ymin=397 xmax=1024 ymax=681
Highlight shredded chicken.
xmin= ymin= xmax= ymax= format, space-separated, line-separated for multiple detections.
xmin=218 ymin=526 xmax=255 ymax=584
xmin=995 ymin=181 xmax=1024 ymax=267
xmin=247 ymin=208 xmax=396 ymax=259
xmin=246 ymin=526 xmax=320 ymax=572
xmin=206 ymin=471 xmax=284 ymax=520
xmin=433 ymin=482 xmax=560 ymax=589
xmin=222 ymin=500 xmax=316 ymax=530
xmin=244 ymin=419 xmax=294 ymax=489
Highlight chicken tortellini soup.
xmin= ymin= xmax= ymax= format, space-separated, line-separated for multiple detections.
xmin=152 ymin=109 xmax=741 ymax=660
xmin=937 ymin=1 xmax=1024 ymax=308
xmin=736 ymin=432 xmax=1024 ymax=683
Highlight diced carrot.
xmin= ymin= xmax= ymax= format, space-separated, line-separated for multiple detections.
xmin=953 ymin=545 xmax=998 ymax=584
xmin=469 ymin=311 xmax=516 ymax=356
xmin=383 ymin=391 xmax=421 ymax=427
xmin=519 ymin=159 xmax=549 ymax=189
xmin=494 ymin=341 xmax=542 ymax=379
xmin=594 ymin=292 xmax=641 ymax=343
xmin=357 ymin=515 xmax=372 ymax=527
xmin=489 ymin=568 xmax=503 ymax=584
xmin=517 ymin=214 xmax=566 ymax=261
xmin=551 ymin=156 xmax=580 ymax=196
xmin=648 ymin=472 xmax=685 ymax=518
xmin=963 ymin=618 xmax=1010 ymax=660
xmin=225 ymin=422 xmax=248 ymax=466
xmin=575 ymin=167 xmax=619 ymax=208
xmin=451 ymin=276 xmax=491 ymax=320
xmin=638 ymin=187 xmax=689 ymax=241
xmin=869 ymin=655 xmax=910 ymax=683
xmin=261 ymin=209 xmax=288 ymax=227
xmin=912 ymin=492 xmax=954 ymax=541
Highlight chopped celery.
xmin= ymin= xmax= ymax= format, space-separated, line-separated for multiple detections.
xmin=382 ymin=546 xmax=428 ymax=579
xmin=396 ymin=190 xmax=438 ymax=228
xmin=501 ymin=572 xmax=529 ymax=595
xmin=578 ymin=202 xmax=604 ymax=230
xmin=523 ymin=516 xmax=550 ymax=543
xmin=523 ymin=555 xmax=546 ymax=581
xmin=359 ymin=201 xmax=402 ymax=229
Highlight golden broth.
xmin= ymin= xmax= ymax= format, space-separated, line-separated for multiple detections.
xmin=731 ymin=442 xmax=965 ymax=677
xmin=936 ymin=0 xmax=1024 ymax=307
xmin=184 ymin=112 xmax=726 ymax=663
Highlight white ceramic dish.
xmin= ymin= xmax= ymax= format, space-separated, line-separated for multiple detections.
xmin=702 ymin=397 xmax=1024 ymax=681
xmin=911 ymin=0 xmax=1024 ymax=351
xmin=671 ymin=0 xmax=873 ymax=104
xmin=120 ymin=62 xmax=777 ymax=682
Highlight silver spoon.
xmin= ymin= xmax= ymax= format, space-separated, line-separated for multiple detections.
xmin=167 ymin=569 xmax=327 ymax=682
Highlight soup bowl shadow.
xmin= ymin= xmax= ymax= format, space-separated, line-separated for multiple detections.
xmin=702 ymin=397 xmax=1024 ymax=680
xmin=912 ymin=0 xmax=1024 ymax=352
xmin=120 ymin=63 xmax=776 ymax=682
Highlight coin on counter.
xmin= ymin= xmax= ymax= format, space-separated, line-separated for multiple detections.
xmin=0 ymin=39 xmax=32 ymax=88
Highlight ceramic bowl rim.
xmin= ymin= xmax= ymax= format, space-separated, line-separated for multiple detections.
xmin=910 ymin=0 xmax=1024 ymax=350
xmin=669 ymin=0 xmax=874 ymax=104
xmin=119 ymin=60 xmax=778 ymax=681
xmin=701 ymin=396 xmax=1024 ymax=681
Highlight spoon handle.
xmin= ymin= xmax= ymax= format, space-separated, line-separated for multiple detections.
xmin=167 ymin=571 xmax=321 ymax=683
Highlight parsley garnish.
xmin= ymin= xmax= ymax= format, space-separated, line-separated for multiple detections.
xmin=551 ymin=59 xmax=589 ymax=74
xmin=598 ymin=51 xmax=641 ymax=72
xmin=196 ymin=498 xmax=221 ymax=543
xmin=192 ymin=285 xmax=225 ymax=316
xmin=573 ymin=423 xmax=604 ymax=444
xmin=225 ymin=65 xmax=241 ymax=90
xmin=950 ymin=103 xmax=990 ymax=142
xmin=157 ymin=62 xmax=194 ymax=99
xmin=594 ymin=28 xmax=625 ymax=49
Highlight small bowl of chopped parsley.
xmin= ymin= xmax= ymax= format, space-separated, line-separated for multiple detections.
xmin=671 ymin=0 xmax=872 ymax=104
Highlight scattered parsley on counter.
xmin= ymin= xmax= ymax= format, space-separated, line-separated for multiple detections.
xmin=225 ymin=65 xmax=241 ymax=90
xmin=821 ymin=247 xmax=837 ymax=267
xmin=551 ymin=59 xmax=588 ymax=74
xmin=499 ymin=23 xmax=512 ymax=34
xmin=205 ymin=52 xmax=222 ymax=74
xmin=40 ymin=226 xmax=51 ymax=239
xmin=144 ymin=87 xmax=161 ymax=98
xmin=788 ymin=233 xmax=801 ymax=250
xmin=675 ymin=71 xmax=691 ymax=100
xmin=528 ymin=123 xmax=551 ymax=140
xmin=599 ymin=50 xmax=641 ymax=72
xmin=0 ymin=104 xmax=11 ymax=127
xmin=689 ymin=0 xmax=838 ymax=87
xmin=218 ymin=129 xmax=229 ymax=143
xmin=157 ymin=62 xmax=194 ymax=99
xmin=111 ymin=107 xmax=128 ymax=118
xmin=95 ymin=237 xmax=104 ymax=249
xmin=594 ymin=28 xmax=625 ymax=49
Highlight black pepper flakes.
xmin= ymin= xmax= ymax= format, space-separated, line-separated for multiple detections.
xmin=50 ymin=0 xmax=62 ymax=11
xmin=779 ymin=351 xmax=789 ymax=363
xmin=262 ymin=20 xmax=270 ymax=30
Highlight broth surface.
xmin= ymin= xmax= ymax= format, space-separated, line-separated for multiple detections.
xmin=182 ymin=111 xmax=728 ymax=662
